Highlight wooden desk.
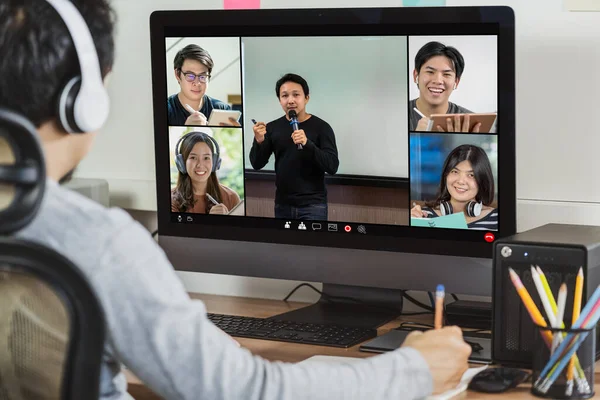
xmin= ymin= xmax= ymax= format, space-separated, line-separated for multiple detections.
xmin=125 ymin=293 xmax=600 ymax=399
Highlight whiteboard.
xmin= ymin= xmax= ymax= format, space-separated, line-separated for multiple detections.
xmin=241 ymin=36 xmax=409 ymax=178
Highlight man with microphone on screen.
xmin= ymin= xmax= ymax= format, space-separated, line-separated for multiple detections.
xmin=250 ymin=73 xmax=339 ymax=220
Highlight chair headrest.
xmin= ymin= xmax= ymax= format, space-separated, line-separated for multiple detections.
xmin=0 ymin=108 xmax=46 ymax=235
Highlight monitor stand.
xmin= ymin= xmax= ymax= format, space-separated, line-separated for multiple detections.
xmin=267 ymin=283 xmax=404 ymax=329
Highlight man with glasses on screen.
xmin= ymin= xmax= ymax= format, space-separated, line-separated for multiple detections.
xmin=4 ymin=1 xmax=472 ymax=399
xmin=167 ymin=44 xmax=237 ymax=126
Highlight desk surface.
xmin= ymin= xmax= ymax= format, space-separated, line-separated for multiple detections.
xmin=125 ymin=293 xmax=600 ymax=400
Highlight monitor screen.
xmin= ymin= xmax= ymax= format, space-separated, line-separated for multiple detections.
xmin=150 ymin=6 xmax=516 ymax=299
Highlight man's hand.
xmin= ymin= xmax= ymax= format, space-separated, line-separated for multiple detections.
xmin=209 ymin=203 xmax=229 ymax=215
xmin=435 ymin=114 xmax=481 ymax=133
xmin=291 ymin=129 xmax=307 ymax=146
xmin=253 ymin=121 xmax=267 ymax=144
xmin=184 ymin=104 xmax=207 ymax=126
xmin=402 ymin=326 xmax=471 ymax=395
xmin=219 ymin=117 xmax=241 ymax=127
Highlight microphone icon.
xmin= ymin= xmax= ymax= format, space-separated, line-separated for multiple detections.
xmin=288 ymin=109 xmax=302 ymax=150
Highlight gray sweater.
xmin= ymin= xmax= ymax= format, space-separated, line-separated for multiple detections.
xmin=15 ymin=179 xmax=433 ymax=400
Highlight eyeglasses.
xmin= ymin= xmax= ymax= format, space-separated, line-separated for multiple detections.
xmin=468 ymin=367 xmax=531 ymax=393
xmin=180 ymin=70 xmax=210 ymax=83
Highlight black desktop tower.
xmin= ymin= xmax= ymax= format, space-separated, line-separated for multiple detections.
xmin=492 ymin=223 xmax=600 ymax=368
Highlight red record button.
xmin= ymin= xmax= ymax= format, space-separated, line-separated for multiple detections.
xmin=484 ymin=232 xmax=495 ymax=243
xmin=344 ymin=225 xmax=352 ymax=232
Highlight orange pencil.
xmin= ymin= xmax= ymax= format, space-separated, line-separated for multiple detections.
xmin=566 ymin=268 xmax=584 ymax=392
xmin=508 ymin=268 xmax=553 ymax=347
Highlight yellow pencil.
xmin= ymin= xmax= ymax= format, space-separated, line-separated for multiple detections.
xmin=536 ymin=266 xmax=558 ymax=314
xmin=508 ymin=268 xmax=553 ymax=346
xmin=566 ymin=268 xmax=584 ymax=392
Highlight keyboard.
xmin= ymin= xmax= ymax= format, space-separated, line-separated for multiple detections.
xmin=207 ymin=313 xmax=377 ymax=348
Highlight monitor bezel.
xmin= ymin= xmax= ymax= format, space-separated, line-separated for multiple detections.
xmin=150 ymin=6 xmax=516 ymax=260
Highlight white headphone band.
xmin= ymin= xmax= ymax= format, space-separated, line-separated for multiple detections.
xmin=44 ymin=0 xmax=109 ymax=132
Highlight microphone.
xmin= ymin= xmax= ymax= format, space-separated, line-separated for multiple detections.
xmin=288 ymin=110 xmax=302 ymax=150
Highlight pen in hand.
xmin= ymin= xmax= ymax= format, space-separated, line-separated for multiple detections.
xmin=184 ymin=103 xmax=197 ymax=114
xmin=251 ymin=119 xmax=257 ymax=124
xmin=413 ymin=107 xmax=426 ymax=119
xmin=206 ymin=193 xmax=219 ymax=206
xmin=434 ymin=284 xmax=445 ymax=329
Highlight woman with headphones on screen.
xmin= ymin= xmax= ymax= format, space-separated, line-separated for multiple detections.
xmin=171 ymin=131 xmax=240 ymax=214
xmin=411 ymin=144 xmax=498 ymax=230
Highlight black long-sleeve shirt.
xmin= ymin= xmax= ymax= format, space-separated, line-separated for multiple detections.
xmin=249 ymin=115 xmax=339 ymax=206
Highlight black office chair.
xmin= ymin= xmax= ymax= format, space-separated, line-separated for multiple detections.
xmin=0 ymin=109 xmax=106 ymax=400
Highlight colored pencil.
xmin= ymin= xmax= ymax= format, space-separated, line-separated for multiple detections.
xmin=533 ymin=266 xmax=587 ymax=383
xmin=509 ymin=268 xmax=587 ymax=386
xmin=566 ymin=268 xmax=584 ymax=395
xmin=551 ymin=284 xmax=567 ymax=354
xmin=434 ymin=284 xmax=445 ymax=329
xmin=536 ymin=284 xmax=600 ymax=387
xmin=537 ymin=298 xmax=600 ymax=393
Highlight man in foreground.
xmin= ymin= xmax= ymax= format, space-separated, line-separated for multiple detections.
xmin=2 ymin=1 xmax=471 ymax=399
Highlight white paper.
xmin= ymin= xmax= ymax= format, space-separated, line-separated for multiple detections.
xmin=426 ymin=365 xmax=488 ymax=400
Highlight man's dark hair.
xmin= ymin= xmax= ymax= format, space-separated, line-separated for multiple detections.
xmin=415 ymin=41 xmax=465 ymax=79
xmin=275 ymin=73 xmax=309 ymax=98
xmin=173 ymin=44 xmax=214 ymax=75
xmin=0 ymin=0 xmax=116 ymax=127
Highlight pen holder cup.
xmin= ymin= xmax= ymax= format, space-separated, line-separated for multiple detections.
xmin=531 ymin=324 xmax=596 ymax=399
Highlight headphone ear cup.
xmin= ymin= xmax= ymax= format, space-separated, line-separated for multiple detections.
xmin=207 ymin=135 xmax=221 ymax=172
xmin=175 ymin=154 xmax=187 ymax=174
xmin=58 ymin=76 xmax=83 ymax=133
xmin=0 ymin=108 xmax=46 ymax=234
xmin=467 ymin=201 xmax=482 ymax=217
xmin=439 ymin=201 xmax=452 ymax=216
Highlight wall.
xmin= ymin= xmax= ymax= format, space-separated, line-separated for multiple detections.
xmin=76 ymin=0 xmax=222 ymax=209
xmin=241 ymin=36 xmax=409 ymax=177
xmin=76 ymin=0 xmax=600 ymax=303
xmin=448 ymin=0 xmax=600 ymax=234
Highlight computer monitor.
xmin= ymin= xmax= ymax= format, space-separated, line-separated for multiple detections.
xmin=150 ymin=6 xmax=516 ymax=328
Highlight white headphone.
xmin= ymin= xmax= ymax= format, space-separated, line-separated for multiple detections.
xmin=45 ymin=0 xmax=110 ymax=133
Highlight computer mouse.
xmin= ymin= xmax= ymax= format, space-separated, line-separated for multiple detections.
xmin=468 ymin=367 xmax=530 ymax=393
